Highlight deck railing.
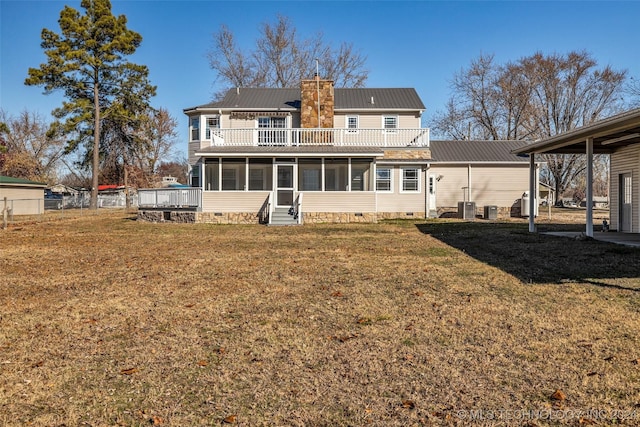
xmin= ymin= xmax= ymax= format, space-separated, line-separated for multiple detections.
xmin=198 ymin=128 xmax=429 ymax=148
xmin=138 ymin=188 xmax=201 ymax=209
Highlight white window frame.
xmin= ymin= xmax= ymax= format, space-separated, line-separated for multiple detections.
xmin=376 ymin=166 xmax=393 ymax=193
xmin=190 ymin=116 xmax=200 ymax=141
xmin=346 ymin=115 xmax=359 ymax=134
xmin=401 ymin=167 xmax=420 ymax=193
xmin=205 ymin=116 xmax=220 ymax=140
xmin=383 ymin=115 xmax=398 ymax=134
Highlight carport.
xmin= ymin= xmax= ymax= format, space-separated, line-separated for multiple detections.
xmin=513 ymin=108 xmax=640 ymax=236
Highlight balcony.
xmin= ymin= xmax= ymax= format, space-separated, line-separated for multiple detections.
xmin=196 ymin=128 xmax=430 ymax=148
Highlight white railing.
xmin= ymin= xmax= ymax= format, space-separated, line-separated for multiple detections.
xmin=138 ymin=188 xmax=202 ymax=209
xmin=197 ymin=128 xmax=429 ymax=148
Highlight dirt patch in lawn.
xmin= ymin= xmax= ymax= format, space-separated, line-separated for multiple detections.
xmin=1 ymin=211 xmax=639 ymax=426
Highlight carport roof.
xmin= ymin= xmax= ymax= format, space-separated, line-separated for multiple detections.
xmin=512 ymin=108 xmax=640 ymax=155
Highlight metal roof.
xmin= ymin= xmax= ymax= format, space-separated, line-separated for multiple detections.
xmin=512 ymin=108 xmax=640 ymax=155
xmin=185 ymin=87 xmax=425 ymax=112
xmin=0 ymin=176 xmax=47 ymax=187
xmin=429 ymin=140 xmax=530 ymax=163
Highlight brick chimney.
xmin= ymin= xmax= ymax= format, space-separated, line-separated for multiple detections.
xmin=300 ymin=75 xmax=334 ymax=128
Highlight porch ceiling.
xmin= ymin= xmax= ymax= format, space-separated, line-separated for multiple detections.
xmin=195 ymin=145 xmax=385 ymax=157
xmin=513 ymin=109 xmax=640 ymax=155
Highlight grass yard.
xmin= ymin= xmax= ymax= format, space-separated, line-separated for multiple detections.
xmin=1 ymin=211 xmax=639 ymax=426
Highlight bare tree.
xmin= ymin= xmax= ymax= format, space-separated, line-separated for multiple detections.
xmin=627 ymin=76 xmax=640 ymax=108
xmin=0 ymin=109 xmax=65 ymax=183
xmin=133 ymin=108 xmax=179 ymax=179
xmin=432 ymin=51 xmax=626 ymax=198
xmin=208 ymin=15 xmax=368 ymax=98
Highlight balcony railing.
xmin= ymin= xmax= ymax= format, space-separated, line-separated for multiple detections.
xmin=197 ymin=128 xmax=429 ymax=148
xmin=138 ymin=188 xmax=202 ymax=209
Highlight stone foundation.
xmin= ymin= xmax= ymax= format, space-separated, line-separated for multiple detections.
xmin=197 ymin=212 xmax=262 ymax=224
xmin=138 ymin=210 xmax=438 ymax=225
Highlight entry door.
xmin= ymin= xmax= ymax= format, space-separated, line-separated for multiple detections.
xmin=276 ymin=164 xmax=294 ymax=207
xmin=619 ymin=173 xmax=632 ymax=232
xmin=428 ymin=173 xmax=437 ymax=214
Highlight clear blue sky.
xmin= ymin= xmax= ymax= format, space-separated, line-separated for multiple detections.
xmin=1 ymin=0 xmax=639 ymax=152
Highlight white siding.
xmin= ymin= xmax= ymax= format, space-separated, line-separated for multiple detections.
xmin=302 ymin=192 xmax=376 ymax=212
xmin=202 ymin=191 xmax=270 ymax=212
xmin=0 ymin=187 xmax=45 ymax=215
xmin=429 ymin=164 xmax=529 ymax=209
xmin=334 ymin=112 xmax=421 ymax=129
xmin=610 ymin=145 xmax=640 ymax=232
xmin=376 ymin=166 xmax=425 ymax=213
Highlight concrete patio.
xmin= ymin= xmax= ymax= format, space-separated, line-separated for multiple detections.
xmin=543 ymin=231 xmax=640 ymax=248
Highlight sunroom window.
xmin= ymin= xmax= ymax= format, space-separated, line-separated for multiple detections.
xmin=248 ymin=159 xmax=273 ymax=190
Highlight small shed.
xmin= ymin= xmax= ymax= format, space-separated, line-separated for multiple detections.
xmin=0 ymin=176 xmax=46 ymax=215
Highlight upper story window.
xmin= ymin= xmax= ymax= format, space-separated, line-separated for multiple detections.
xmin=346 ymin=115 xmax=359 ymax=133
xmin=383 ymin=116 xmax=398 ymax=133
xmin=190 ymin=117 xmax=200 ymax=141
xmin=258 ymin=116 xmax=287 ymax=145
xmin=205 ymin=116 xmax=220 ymax=139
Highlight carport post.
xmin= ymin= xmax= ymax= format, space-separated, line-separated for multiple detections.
xmin=529 ymin=153 xmax=536 ymax=232
xmin=586 ymin=137 xmax=594 ymax=237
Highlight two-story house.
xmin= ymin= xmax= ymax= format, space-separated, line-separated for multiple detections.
xmin=180 ymin=76 xmax=431 ymax=224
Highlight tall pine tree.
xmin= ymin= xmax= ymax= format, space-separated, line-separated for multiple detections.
xmin=26 ymin=0 xmax=155 ymax=209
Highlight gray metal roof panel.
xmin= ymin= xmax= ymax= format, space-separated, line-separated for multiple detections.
xmin=430 ymin=140 xmax=530 ymax=163
xmin=186 ymin=87 xmax=425 ymax=112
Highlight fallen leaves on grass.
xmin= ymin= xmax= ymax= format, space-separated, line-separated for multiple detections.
xmin=330 ymin=333 xmax=358 ymax=343
xmin=150 ymin=415 xmax=163 ymax=425
xmin=223 ymin=414 xmax=237 ymax=424
xmin=551 ymin=389 xmax=566 ymax=401
xmin=120 ymin=367 xmax=138 ymax=375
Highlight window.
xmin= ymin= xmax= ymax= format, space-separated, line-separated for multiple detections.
xmin=205 ymin=116 xmax=220 ymax=139
xmin=248 ymin=159 xmax=273 ymax=190
xmin=258 ymin=116 xmax=287 ymax=145
xmin=204 ymin=158 xmax=219 ymax=191
xmin=191 ymin=164 xmax=201 ymax=187
xmin=383 ymin=116 xmax=398 ymax=133
xmin=221 ymin=158 xmax=246 ymax=190
xmin=190 ymin=117 xmax=200 ymax=141
xmin=298 ymin=158 xmax=322 ymax=191
xmin=376 ymin=167 xmax=392 ymax=192
xmin=324 ymin=158 xmax=348 ymax=191
xmin=402 ymin=167 xmax=420 ymax=192
xmin=351 ymin=159 xmax=372 ymax=191
xmin=346 ymin=115 xmax=359 ymax=133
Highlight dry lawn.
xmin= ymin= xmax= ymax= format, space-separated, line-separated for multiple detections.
xmin=1 ymin=211 xmax=639 ymax=426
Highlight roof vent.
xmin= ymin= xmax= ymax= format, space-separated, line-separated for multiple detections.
xmin=370 ymin=96 xmax=374 ymax=105
xmin=236 ymin=87 xmax=240 ymax=95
